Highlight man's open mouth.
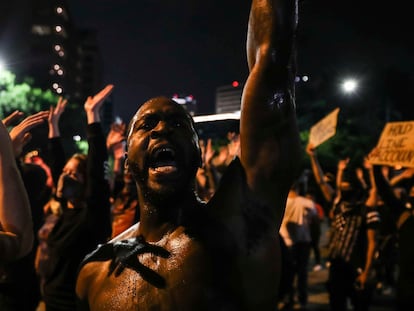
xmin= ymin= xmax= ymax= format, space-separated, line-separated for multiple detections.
xmin=150 ymin=147 xmax=178 ymax=173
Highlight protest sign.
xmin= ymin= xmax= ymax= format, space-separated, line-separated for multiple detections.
xmin=369 ymin=121 xmax=414 ymax=168
xmin=309 ymin=108 xmax=340 ymax=148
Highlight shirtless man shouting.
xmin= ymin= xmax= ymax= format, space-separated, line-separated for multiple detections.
xmin=76 ymin=1 xmax=301 ymax=310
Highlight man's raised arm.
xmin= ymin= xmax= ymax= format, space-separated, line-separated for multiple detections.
xmin=241 ymin=0 xmax=301 ymax=225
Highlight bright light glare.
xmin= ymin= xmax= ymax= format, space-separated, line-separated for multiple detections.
xmin=342 ymin=79 xmax=358 ymax=94
xmin=172 ymin=98 xmax=186 ymax=104
xmin=193 ymin=111 xmax=240 ymax=123
xmin=0 ymin=60 xmax=5 ymax=73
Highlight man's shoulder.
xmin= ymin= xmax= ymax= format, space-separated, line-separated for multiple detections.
xmin=76 ymin=255 xmax=110 ymax=303
xmin=79 ymin=224 xmax=140 ymax=269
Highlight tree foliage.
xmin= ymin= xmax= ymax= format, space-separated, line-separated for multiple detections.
xmin=0 ymin=70 xmax=58 ymax=118
xmin=0 ymin=70 xmax=87 ymax=157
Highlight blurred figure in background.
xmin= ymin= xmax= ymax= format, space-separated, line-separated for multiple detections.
xmin=306 ymin=189 xmax=325 ymax=271
xmin=37 ymin=87 xmax=113 ymax=311
xmin=0 ymin=111 xmax=46 ymax=310
xmin=326 ymin=158 xmax=379 ymax=311
xmin=279 ymin=181 xmax=317 ymax=310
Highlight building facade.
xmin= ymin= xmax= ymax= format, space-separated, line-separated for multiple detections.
xmin=215 ymin=83 xmax=243 ymax=114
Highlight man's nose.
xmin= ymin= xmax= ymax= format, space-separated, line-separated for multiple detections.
xmin=150 ymin=121 xmax=172 ymax=138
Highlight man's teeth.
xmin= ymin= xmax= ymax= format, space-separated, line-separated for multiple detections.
xmin=154 ymin=166 xmax=177 ymax=173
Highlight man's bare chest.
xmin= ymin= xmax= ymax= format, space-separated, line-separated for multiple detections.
xmin=88 ymin=235 xmax=212 ymax=310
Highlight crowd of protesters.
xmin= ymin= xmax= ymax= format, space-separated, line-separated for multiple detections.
xmin=0 ymin=90 xmax=413 ymax=310
xmin=0 ymin=1 xmax=413 ymax=310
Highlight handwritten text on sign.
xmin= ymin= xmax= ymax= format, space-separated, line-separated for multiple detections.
xmin=369 ymin=121 xmax=414 ymax=167
xmin=309 ymin=108 xmax=340 ymax=148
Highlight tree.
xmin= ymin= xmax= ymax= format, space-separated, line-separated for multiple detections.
xmin=0 ymin=71 xmax=57 ymax=118
xmin=0 ymin=70 xmax=86 ymax=157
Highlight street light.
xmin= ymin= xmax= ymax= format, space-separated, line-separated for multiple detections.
xmin=341 ymin=78 xmax=358 ymax=94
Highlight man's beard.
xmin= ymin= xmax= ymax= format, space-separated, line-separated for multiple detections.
xmin=128 ymin=156 xmax=199 ymax=204
xmin=144 ymin=184 xmax=187 ymax=205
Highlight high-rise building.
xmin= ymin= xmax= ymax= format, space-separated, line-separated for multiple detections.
xmin=75 ymin=30 xmax=103 ymax=103
xmin=28 ymin=0 xmax=80 ymax=101
xmin=0 ymin=0 xmax=106 ymax=108
xmin=0 ymin=0 xmax=112 ymax=137
xmin=215 ymin=82 xmax=243 ymax=114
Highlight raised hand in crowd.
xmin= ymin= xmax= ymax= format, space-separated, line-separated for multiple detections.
xmin=203 ymin=138 xmax=215 ymax=166
xmin=389 ymin=167 xmax=414 ymax=188
xmin=226 ymin=131 xmax=240 ymax=166
xmin=306 ymin=142 xmax=336 ymax=204
xmin=106 ymin=121 xmax=126 ymax=150
xmin=84 ymin=84 xmax=114 ymax=123
xmin=8 ymin=110 xmax=49 ymax=158
xmin=106 ymin=120 xmax=126 ymax=178
xmin=2 ymin=110 xmax=24 ymax=127
xmin=196 ymin=138 xmax=217 ymax=201
xmin=48 ymin=96 xmax=67 ymax=138
xmin=0 ymin=120 xmax=33 ymax=261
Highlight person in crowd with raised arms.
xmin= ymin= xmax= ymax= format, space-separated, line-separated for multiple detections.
xmin=372 ymin=163 xmax=414 ymax=311
xmin=0 ymin=110 xmax=49 ymax=311
xmin=306 ymin=142 xmax=337 ymax=207
xmin=0 ymin=114 xmax=40 ymax=261
xmin=326 ymin=157 xmax=380 ymax=311
xmin=38 ymin=87 xmax=113 ymax=311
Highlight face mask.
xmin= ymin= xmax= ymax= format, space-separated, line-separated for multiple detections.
xmin=56 ymin=174 xmax=83 ymax=200
xmin=340 ymin=189 xmax=355 ymax=202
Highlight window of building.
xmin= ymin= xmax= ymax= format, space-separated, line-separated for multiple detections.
xmin=32 ymin=25 xmax=52 ymax=36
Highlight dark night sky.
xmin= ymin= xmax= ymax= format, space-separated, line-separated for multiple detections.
xmin=69 ymin=0 xmax=413 ymax=123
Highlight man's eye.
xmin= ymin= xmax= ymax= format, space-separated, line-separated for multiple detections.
xmin=141 ymin=123 xmax=151 ymax=130
xmin=140 ymin=118 xmax=158 ymax=130
xmin=171 ymin=118 xmax=185 ymax=128
xmin=174 ymin=121 xmax=182 ymax=127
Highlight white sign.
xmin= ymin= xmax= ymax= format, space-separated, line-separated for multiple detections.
xmin=309 ymin=108 xmax=340 ymax=148
xmin=369 ymin=121 xmax=414 ymax=167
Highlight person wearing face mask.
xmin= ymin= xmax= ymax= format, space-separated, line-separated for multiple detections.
xmin=326 ymin=158 xmax=380 ymax=311
xmin=35 ymin=87 xmax=113 ymax=311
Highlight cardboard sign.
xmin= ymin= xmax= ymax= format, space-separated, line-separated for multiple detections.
xmin=309 ymin=108 xmax=340 ymax=148
xmin=369 ymin=121 xmax=414 ymax=167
